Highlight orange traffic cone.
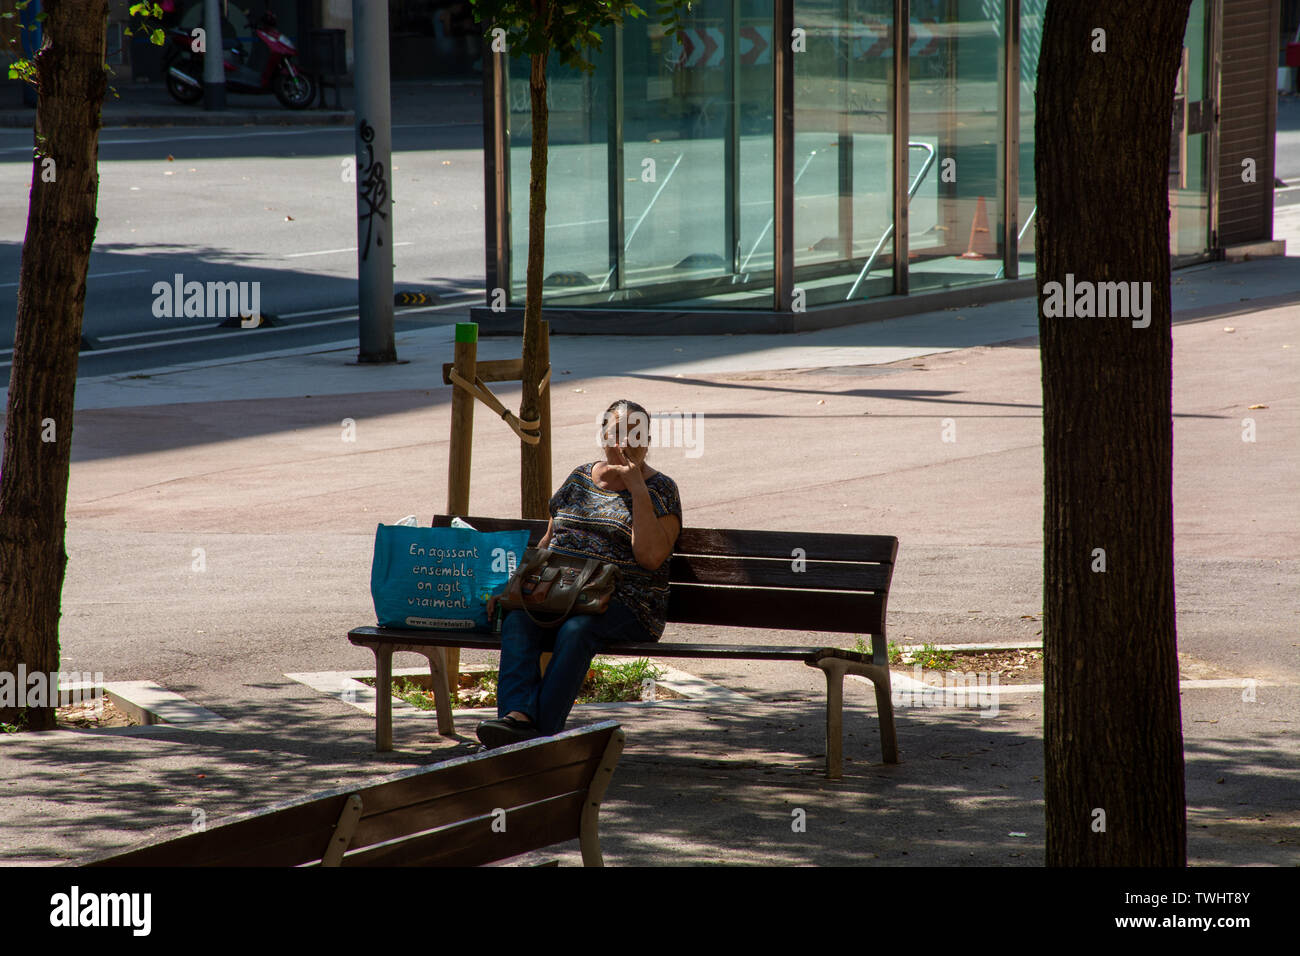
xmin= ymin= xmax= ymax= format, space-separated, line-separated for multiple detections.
xmin=959 ymin=196 xmax=997 ymax=259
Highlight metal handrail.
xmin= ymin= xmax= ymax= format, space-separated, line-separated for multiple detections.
xmin=846 ymin=141 xmax=937 ymax=300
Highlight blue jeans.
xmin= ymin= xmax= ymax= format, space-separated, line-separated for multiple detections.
xmin=496 ymin=599 xmax=656 ymax=736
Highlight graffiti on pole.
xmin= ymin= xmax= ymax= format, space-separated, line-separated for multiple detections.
xmin=357 ymin=119 xmax=389 ymax=261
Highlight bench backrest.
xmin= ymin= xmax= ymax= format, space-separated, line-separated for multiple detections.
xmin=85 ymin=721 xmax=624 ymax=867
xmin=433 ymin=515 xmax=897 ymax=636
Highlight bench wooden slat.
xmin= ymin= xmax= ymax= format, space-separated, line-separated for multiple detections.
xmin=669 ymin=555 xmax=891 ymax=591
xmin=354 ymin=757 xmax=600 ymax=848
xmin=348 ymin=628 xmax=873 ymax=661
xmin=667 ymin=585 xmax=884 ymax=634
xmin=353 ymin=726 xmax=614 ymax=814
xmin=433 ymin=514 xmax=547 ymax=537
xmin=338 ymin=792 xmax=588 ymax=867
xmin=674 ymin=527 xmax=897 ymax=565
xmin=85 ymin=797 xmax=350 ymax=867
xmin=431 ymin=515 xmax=898 ymax=567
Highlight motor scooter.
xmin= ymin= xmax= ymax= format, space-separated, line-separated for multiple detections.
xmin=163 ymin=10 xmax=315 ymax=110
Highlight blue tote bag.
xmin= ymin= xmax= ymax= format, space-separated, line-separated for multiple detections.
xmin=370 ymin=524 xmax=530 ymax=631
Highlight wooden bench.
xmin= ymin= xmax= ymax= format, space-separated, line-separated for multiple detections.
xmin=83 ymin=721 xmax=624 ymax=867
xmin=350 ymin=515 xmax=899 ymax=779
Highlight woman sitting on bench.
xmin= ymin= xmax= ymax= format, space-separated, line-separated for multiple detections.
xmin=476 ymin=400 xmax=683 ymax=749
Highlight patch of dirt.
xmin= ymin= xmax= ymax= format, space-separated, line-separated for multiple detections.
xmin=56 ymin=697 xmax=138 ymax=728
xmin=362 ymin=669 xmax=685 ymax=708
xmin=890 ymin=649 xmax=1243 ymax=686
xmin=894 ymin=648 xmax=1044 ymax=684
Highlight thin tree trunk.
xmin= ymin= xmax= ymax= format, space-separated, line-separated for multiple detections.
xmin=1037 ymin=1 xmax=1191 ymax=865
xmin=0 ymin=0 xmax=109 ymax=730
xmin=519 ymin=46 xmax=549 ymax=519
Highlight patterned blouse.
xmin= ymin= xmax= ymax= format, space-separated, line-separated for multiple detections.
xmin=547 ymin=462 xmax=683 ymax=641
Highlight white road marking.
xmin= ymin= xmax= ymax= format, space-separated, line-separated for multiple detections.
xmin=0 ymin=268 xmax=147 ymax=289
xmin=285 ymin=241 xmax=412 ymax=258
xmin=0 ymin=315 xmax=359 ymax=367
xmin=0 ymin=296 xmax=478 ymax=361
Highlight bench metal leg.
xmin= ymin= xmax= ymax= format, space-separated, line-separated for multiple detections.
xmin=870 ymin=665 xmax=899 ymax=764
xmin=813 ymin=658 xmax=900 ymax=776
xmin=819 ymin=659 xmax=848 ymax=779
xmin=375 ymin=645 xmax=393 ymax=752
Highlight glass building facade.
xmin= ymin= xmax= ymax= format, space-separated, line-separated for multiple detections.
xmin=478 ymin=0 xmax=1226 ymax=332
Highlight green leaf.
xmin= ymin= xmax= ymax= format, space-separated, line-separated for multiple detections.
xmin=150 ymin=28 xmax=165 ymax=46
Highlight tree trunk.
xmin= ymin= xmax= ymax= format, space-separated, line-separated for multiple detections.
xmin=519 ymin=47 xmax=549 ymax=519
xmin=1037 ymin=2 xmax=1191 ymax=865
xmin=0 ymin=1 xmax=109 ymax=730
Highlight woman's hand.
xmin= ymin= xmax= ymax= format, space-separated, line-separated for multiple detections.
xmin=610 ymin=448 xmax=678 ymax=569
xmin=602 ymin=446 xmax=645 ymax=487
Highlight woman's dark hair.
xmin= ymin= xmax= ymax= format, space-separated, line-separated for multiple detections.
xmin=601 ymin=399 xmax=651 ymax=447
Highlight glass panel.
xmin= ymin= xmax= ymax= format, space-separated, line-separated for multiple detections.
xmin=907 ymin=0 xmax=1005 ymax=293
xmin=734 ymin=0 xmax=778 ymax=301
xmin=1018 ymin=0 xmax=1044 ymax=276
xmin=1170 ymin=0 xmax=1209 ymax=257
xmin=794 ymin=0 xmax=896 ymax=306
xmin=614 ymin=0 xmax=776 ymax=309
xmin=506 ymin=38 xmax=612 ymax=304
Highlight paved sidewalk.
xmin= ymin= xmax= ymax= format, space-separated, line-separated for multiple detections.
xmin=1 ymin=257 xmax=1297 ymax=866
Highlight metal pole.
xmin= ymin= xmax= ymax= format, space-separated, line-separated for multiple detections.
xmin=838 ymin=0 xmax=853 ymax=262
xmin=892 ymin=0 xmax=909 ymax=295
xmin=1002 ymin=0 xmax=1020 ymax=280
xmin=607 ymin=29 xmax=626 ymax=294
xmin=203 ymin=0 xmax=226 ymax=110
xmin=726 ymin=0 xmax=740 ymax=273
xmin=773 ymin=0 xmax=795 ymax=311
xmin=353 ymin=0 xmax=396 ymax=362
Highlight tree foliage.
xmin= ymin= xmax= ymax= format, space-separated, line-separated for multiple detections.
xmin=470 ymin=0 xmax=693 ymax=69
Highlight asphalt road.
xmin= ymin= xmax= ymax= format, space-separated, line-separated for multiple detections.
xmin=0 ymin=120 xmax=485 ymax=378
